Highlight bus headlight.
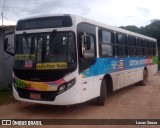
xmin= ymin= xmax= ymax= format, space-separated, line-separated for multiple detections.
xmin=58 ymin=78 xmax=76 ymax=94
xmin=67 ymin=78 xmax=76 ymax=88
xmin=59 ymin=85 xmax=66 ymax=92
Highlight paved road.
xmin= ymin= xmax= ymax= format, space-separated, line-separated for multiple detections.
xmin=1 ymin=73 xmax=160 ymax=128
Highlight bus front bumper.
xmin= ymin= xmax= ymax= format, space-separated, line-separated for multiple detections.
xmin=12 ymin=83 xmax=81 ymax=105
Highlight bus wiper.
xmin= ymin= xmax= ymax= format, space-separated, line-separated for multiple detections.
xmin=23 ymin=32 xmax=29 ymax=49
xmin=41 ymin=40 xmax=45 ymax=64
xmin=30 ymin=38 xmax=33 ymax=60
xmin=23 ymin=32 xmax=32 ymax=59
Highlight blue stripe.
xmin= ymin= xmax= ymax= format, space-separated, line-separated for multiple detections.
xmin=82 ymin=57 xmax=150 ymax=78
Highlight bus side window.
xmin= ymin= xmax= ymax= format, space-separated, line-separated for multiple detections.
xmin=137 ymin=38 xmax=143 ymax=56
xmin=116 ymin=33 xmax=127 ymax=57
xmin=128 ymin=36 xmax=136 ymax=56
xmin=99 ymin=29 xmax=114 ymax=57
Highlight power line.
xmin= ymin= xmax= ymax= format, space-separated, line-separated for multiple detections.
xmin=0 ymin=5 xmax=29 ymax=9
xmin=1 ymin=0 xmax=7 ymax=26
xmin=3 ymin=16 xmax=9 ymax=25
xmin=2 ymin=15 xmax=16 ymax=25
xmin=3 ymin=15 xmax=17 ymax=21
xmin=2 ymin=0 xmax=6 ymax=12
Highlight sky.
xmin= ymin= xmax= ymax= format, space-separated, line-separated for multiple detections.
xmin=0 ymin=0 xmax=160 ymax=27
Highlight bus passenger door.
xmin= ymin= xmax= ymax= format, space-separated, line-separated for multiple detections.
xmin=78 ymin=32 xmax=96 ymax=102
xmin=77 ymin=23 xmax=97 ymax=102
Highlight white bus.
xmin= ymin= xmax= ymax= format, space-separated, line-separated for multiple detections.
xmin=4 ymin=14 xmax=158 ymax=106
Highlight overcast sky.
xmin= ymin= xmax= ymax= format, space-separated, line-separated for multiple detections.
xmin=0 ymin=0 xmax=159 ymax=27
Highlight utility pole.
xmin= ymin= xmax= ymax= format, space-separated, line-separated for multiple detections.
xmin=2 ymin=0 xmax=6 ymax=26
xmin=1 ymin=12 xmax=3 ymax=26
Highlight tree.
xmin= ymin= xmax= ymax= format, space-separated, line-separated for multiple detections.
xmin=120 ymin=25 xmax=140 ymax=33
xmin=120 ymin=20 xmax=160 ymax=48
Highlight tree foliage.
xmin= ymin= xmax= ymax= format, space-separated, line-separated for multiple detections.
xmin=120 ymin=20 xmax=160 ymax=48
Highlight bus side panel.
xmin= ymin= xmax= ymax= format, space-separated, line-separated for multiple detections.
xmin=81 ymin=56 xmax=158 ymax=98
xmin=147 ymin=64 xmax=158 ymax=76
xmin=93 ymin=75 xmax=103 ymax=98
xmin=110 ymin=67 xmax=144 ymax=91
xmin=81 ymin=77 xmax=94 ymax=102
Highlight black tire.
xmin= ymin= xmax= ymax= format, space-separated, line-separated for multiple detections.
xmin=139 ymin=69 xmax=148 ymax=86
xmin=96 ymin=79 xmax=106 ymax=106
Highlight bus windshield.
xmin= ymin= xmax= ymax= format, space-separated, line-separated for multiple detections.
xmin=15 ymin=32 xmax=76 ymax=70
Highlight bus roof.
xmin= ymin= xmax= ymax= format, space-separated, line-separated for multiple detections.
xmin=72 ymin=15 xmax=157 ymax=42
xmin=18 ymin=14 xmax=157 ymax=42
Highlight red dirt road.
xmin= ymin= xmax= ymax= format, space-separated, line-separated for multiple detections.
xmin=1 ymin=73 xmax=160 ymax=128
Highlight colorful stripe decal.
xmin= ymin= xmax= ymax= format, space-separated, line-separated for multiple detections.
xmin=14 ymin=76 xmax=65 ymax=91
xmin=81 ymin=56 xmax=158 ymax=78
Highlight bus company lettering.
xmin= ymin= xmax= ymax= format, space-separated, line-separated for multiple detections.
xmin=129 ymin=59 xmax=152 ymax=66
xmin=145 ymin=58 xmax=152 ymax=64
xmin=111 ymin=61 xmax=117 ymax=69
xmin=129 ymin=60 xmax=139 ymax=66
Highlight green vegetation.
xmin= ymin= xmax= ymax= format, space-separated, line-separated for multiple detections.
xmin=0 ymin=87 xmax=14 ymax=105
xmin=120 ymin=20 xmax=160 ymax=70
xmin=120 ymin=20 xmax=160 ymax=48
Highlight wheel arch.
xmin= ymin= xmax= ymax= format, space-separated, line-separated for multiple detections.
xmin=103 ymin=74 xmax=113 ymax=93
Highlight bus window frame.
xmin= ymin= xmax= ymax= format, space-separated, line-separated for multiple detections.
xmin=115 ymin=32 xmax=127 ymax=57
xmin=98 ymin=28 xmax=115 ymax=58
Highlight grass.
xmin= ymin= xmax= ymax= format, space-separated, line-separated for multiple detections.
xmin=0 ymin=87 xmax=14 ymax=105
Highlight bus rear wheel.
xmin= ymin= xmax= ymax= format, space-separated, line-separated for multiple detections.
xmin=96 ymin=79 xmax=106 ymax=106
xmin=139 ymin=69 xmax=148 ymax=86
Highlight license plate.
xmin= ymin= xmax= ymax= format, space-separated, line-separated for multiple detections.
xmin=30 ymin=93 xmax=41 ymax=100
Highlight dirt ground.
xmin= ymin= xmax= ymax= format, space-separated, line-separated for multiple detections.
xmin=1 ymin=73 xmax=160 ymax=128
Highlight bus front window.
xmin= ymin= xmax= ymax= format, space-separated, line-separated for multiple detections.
xmin=15 ymin=32 xmax=76 ymax=69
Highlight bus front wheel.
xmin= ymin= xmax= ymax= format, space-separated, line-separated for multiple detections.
xmin=139 ymin=69 xmax=148 ymax=86
xmin=96 ymin=79 xmax=106 ymax=106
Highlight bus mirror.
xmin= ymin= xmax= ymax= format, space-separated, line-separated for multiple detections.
xmin=80 ymin=32 xmax=85 ymax=56
xmin=85 ymin=36 xmax=91 ymax=50
xmin=3 ymin=37 xmax=15 ymax=56
xmin=80 ymin=32 xmax=91 ymax=57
